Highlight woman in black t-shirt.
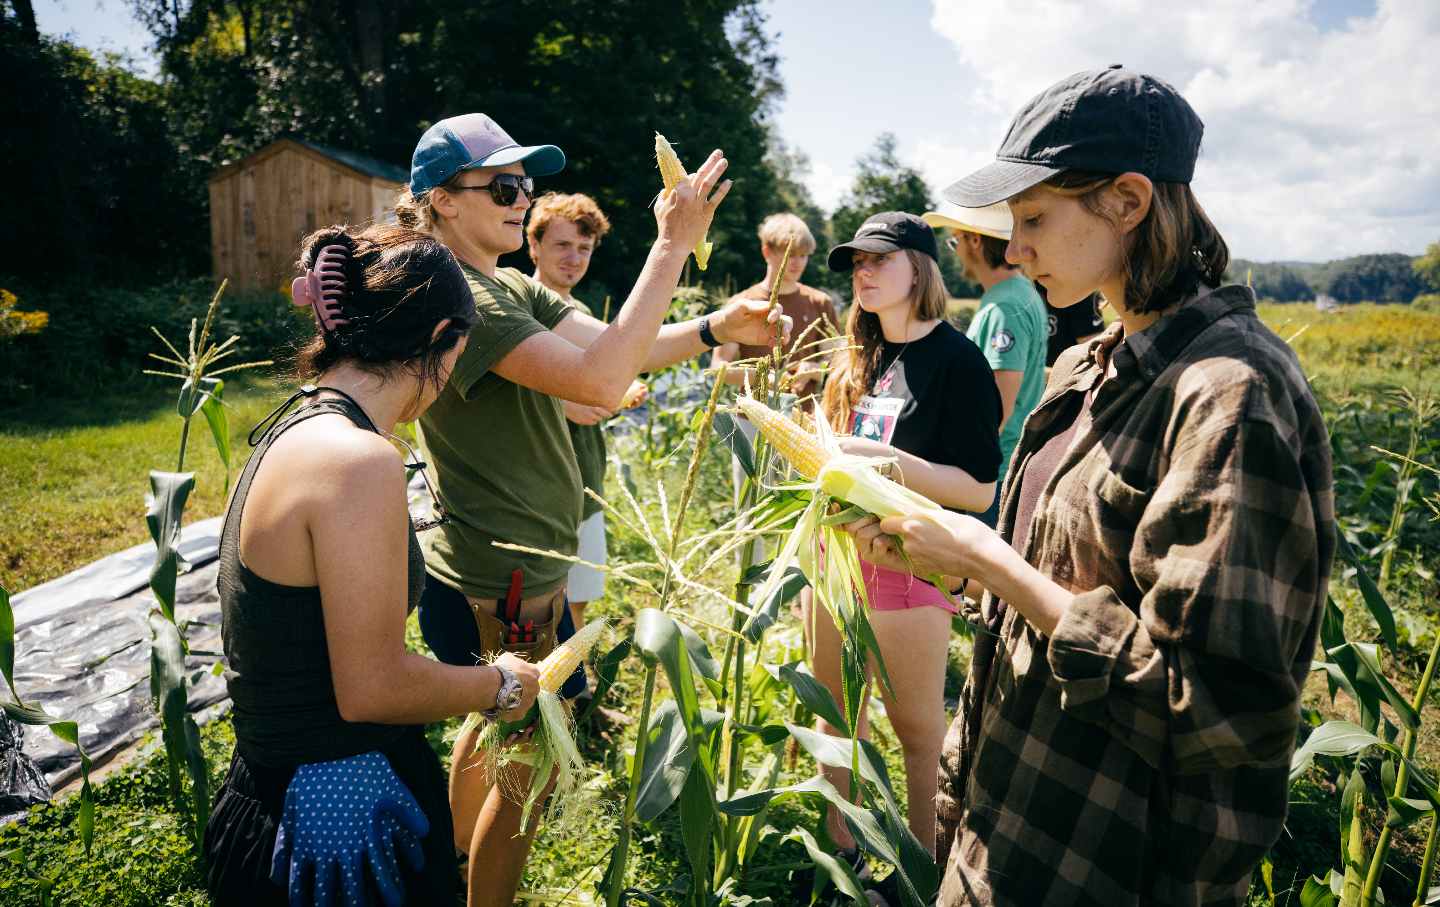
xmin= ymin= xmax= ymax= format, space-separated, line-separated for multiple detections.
xmin=810 ymin=212 xmax=1002 ymax=874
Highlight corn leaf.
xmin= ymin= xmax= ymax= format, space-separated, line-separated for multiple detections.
xmin=634 ymin=610 xmax=706 ymax=746
xmin=0 ymin=584 xmax=15 ymax=702
xmin=678 ymin=763 xmax=716 ymax=906
xmin=767 ymin=661 xmax=848 ymax=735
xmin=1387 ymin=795 xmax=1435 ymax=829
xmin=741 ymin=566 xmax=807 ymax=644
xmin=145 ymin=471 xmax=196 ymax=623
xmin=199 ymin=379 xmax=232 ymax=492
xmin=1328 ymin=642 xmax=1419 ymax=730
xmin=789 ymin=826 xmax=868 ymax=904
xmin=176 ymin=376 xmax=220 ymax=419
xmin=713 ymin=411 xmax=756 ymax=479
xmin=634 ymin=699 xmax=695 ymax=823
xmin=1291 ymin=721 xmax=1382 ymax=784
xmin=1337 ymin=532 xmax=1398 ymax=653
xmin=148 ymin=610 xmax=207 ymax=844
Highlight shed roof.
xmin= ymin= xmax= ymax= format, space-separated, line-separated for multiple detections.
xmin=208 ymin=137 xmax=408 ymax=185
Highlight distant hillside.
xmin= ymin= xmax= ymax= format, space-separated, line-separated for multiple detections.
xmin=1227 ymin=253 xmax=1433 ymax=303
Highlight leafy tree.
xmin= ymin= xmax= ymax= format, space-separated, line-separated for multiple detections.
xmin=1414 ymin=239 xmax=1440 ymax=292
xmin=824 ymin=133 xmax=976 ymax=298
xmin=1323 ymin=253 xmax=1427 ymax=303
xmin=0 ymin=13 xmax=207 ymax=282
xmin=1227 ymin=259 xmax=1315 ymax=302
xmin=126 ymin=0 xmax=786 ymax=303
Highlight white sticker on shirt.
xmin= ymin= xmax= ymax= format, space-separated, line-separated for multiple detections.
xmin=992 ymin=329 xmax=1015 ymax=353
xmin=851 ymin=394 xmax=905 ymax=444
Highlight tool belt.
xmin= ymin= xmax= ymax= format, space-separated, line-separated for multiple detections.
xmin=466 ymin=568 xmax=566 ymax=662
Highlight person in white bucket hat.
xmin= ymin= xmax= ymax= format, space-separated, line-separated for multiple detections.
xmin=922 ymin=201 xmax=1046 ymax=527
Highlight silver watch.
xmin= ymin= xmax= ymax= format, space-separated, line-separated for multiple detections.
xmin=482 ymin=664 xmax=523 ymax=720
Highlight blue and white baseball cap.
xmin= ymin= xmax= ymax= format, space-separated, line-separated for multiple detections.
xmin=409 ymin=113 xmax=566 ymax=196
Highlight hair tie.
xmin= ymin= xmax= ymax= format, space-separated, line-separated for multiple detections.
xmin=291 ymin=243 xmax=349 ymax=333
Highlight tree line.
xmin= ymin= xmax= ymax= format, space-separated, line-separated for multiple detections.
xmin=1229 ymin=250 xmax=1440 ymax=304
xmin=0 ymin=0 xmax=982 ymax=308
xmin=3 ymin=0 xmax=1431 ymax=308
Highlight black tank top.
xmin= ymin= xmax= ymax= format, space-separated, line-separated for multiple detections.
xmin=218 ymin=396 xmax=425 ymax=768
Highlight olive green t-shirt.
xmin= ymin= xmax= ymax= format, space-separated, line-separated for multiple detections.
xmin=564 ymin=297 xmax=608 ymax=520
xmin=417 ymin=266 xmax=581 ymax=599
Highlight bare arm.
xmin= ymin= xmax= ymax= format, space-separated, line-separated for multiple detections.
xmin=993 ymin=369 xmax=1023 ymax=428
xmin=310 ymin=438 xmax=539 ymax=724
xmin=488 ymin=152 xmax=732 ymax=409
xmin=553 ymin=298 xmax=787 ymax=377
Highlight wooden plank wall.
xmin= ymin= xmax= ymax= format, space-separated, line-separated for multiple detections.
xmin=210 ymin=145 xmax=401 ymax=290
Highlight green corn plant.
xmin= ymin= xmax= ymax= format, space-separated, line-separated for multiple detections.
xmin=142 ymin=280 xmax=270 ymax=849
xmin=1288 ymin=537 xmax=1440 ymax=907
xmin=1373 ymin=387 xmax=1437 ymax=589
xmin=0 ymin=583 xmax=96 ymax=855
xmin=601 ymin=368 xmax=728 ymax=907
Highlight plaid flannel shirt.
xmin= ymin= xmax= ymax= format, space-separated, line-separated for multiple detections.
xmin=937 ymin=286 xmax=1335 ymax=906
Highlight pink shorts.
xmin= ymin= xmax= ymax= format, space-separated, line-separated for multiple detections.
xmin=861 ymin=562 xmax=957 ymax=614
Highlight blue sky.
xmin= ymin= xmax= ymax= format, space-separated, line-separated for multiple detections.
xmin=33 ymin=0 xmax=1436 ymax=262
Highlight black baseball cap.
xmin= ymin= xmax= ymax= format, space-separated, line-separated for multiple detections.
xmin=827 ymin=212 xmax=939 ymax=272
xmin=942 ymin=65 xmax=1204 ymax=208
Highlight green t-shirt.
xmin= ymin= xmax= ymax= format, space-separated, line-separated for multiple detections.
xmin=965 ymin=274 xmax=1047 ymax=482
xmin=417 ymin=266 xmax=581 ymax=599
xmin=564 ymin=298 xmax=608 ymax=519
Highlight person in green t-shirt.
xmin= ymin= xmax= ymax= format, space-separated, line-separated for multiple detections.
xmin=925 ymin=201 xmax=1047 ymax=526
xmin=524 ymin=191 xmax=648 ymax=632
xmin=397 ymin=113 xmax=789 ymax=906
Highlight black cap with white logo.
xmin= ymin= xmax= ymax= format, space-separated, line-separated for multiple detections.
xmin=827 ymin=211 xmax=939 ymax=272
xmin=942 ymin=65 xmax=1204 ymax=208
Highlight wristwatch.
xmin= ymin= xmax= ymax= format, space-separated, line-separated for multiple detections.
xmin=482 ymin=663 xmax=523 ymax=720
xmin=698 ymin=315 xmax=722 ymax=348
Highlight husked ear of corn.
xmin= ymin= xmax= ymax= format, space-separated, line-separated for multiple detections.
xmin=537 ymin=620 xmax=606 ymax=693
xmin=736 ymin=396 xmax=946 ymax=519
xmin=735 ymin=396 xmax=830 ymax=480
xmin=654 ymin=132 xmax=713 ymax=270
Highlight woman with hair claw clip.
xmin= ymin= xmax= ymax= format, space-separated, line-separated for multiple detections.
xmin=205 ymin=223 xmax=541 ymax=906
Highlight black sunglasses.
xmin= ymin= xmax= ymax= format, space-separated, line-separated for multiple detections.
xmin=450 ymin=173 xmax=534 ymax=207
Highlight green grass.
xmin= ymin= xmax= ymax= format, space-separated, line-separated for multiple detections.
xmin=0 ymin=376 xmax=288 ymax=593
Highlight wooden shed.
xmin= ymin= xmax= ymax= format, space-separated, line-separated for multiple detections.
xmin=208 ymin=138 xmax=407 ymax=291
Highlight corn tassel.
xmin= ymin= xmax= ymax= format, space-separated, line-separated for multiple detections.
xmin=654 ymin=132 xmax=713 ymax=270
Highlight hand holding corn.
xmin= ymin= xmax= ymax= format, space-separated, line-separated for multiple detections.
xmin=491 ymin=652 xmax=541 ymax=722
xmin=653 ymin=134 xmax=730 ymax=269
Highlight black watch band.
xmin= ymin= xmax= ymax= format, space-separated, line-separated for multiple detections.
xmin=698 ymin=316 xmax=721 ymax=348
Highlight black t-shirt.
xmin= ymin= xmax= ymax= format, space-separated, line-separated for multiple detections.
xmin=1044 ymin=294 xmax=1106 ymax=366
xmin=846 ymin=321 xmax=1002 ymax=503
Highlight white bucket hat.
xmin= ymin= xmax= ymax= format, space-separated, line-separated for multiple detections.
xmin=920 ymin=201 xmax=1013 ymax=241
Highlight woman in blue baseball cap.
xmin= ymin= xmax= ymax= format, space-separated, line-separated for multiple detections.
xmin=395 ymin=113 xmax=788 ymax=906
xmin=846 ymin=68 xmax=1334 ymax=906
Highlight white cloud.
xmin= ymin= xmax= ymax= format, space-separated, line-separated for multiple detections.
xmin=806 ymin=157 xmax=854 ymax=214
xmin=926 ymin=0 xmax=1440 ymax=260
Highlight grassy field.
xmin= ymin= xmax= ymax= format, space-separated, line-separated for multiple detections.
xmin=0 ymin=376 xmax=288 ymax=593
xmin=1 ymin=299 xmax=1438 ymax=906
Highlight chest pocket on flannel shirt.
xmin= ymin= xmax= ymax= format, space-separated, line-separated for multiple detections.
xmin=1091 ymin=470 xmax=1150 ymax=536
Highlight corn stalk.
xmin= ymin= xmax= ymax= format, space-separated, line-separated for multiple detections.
xmin=603 ymin=369 xmax=725 ymax=907
xmin=142 ymin=280 xmax=270 ymax=849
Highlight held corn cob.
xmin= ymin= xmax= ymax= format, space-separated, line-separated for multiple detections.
xmin=734 ymin=395 xmax=944 ymax=519
xmin=467 ymin=620 xmax=608 ymax=830
xmin=536 ymin=620 xmax=606 ymax=692
xmin=654 ymin=132 xmax=713 ymax=270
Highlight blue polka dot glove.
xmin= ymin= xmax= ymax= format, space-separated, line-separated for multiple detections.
xmin=269 ymin=751 xmax=429 ymax=906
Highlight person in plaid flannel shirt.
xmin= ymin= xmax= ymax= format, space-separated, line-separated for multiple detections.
xmin=847 ymin=67 xmax=1335 ymax=907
